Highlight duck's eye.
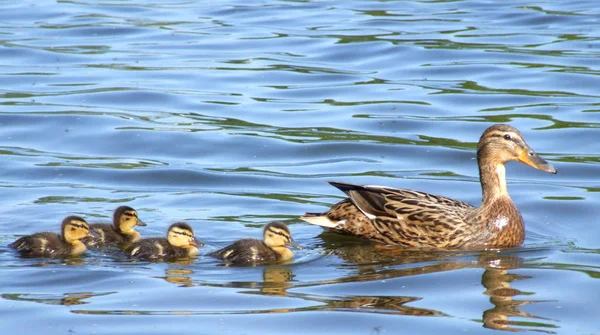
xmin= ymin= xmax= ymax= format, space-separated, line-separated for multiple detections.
xmin=71 ymin=228 xmax=76 ymax=231
xmin=503 ymin=134 xmax=512 ymax=140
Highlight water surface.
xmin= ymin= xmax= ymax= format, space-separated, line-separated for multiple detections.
xmin=1 ymin=1 xmax=599 ymax=334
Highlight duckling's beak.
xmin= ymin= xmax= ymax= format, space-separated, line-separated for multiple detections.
xmin=286 ymin=238 xmax=302 ymax=250
xmin=136 ymin=219 xmax=147 ymax=227
xmin=86 ymin=229 xmax=98 ymax=238
xmin=517 ymin=147 xmax=557 ymax=174
xmin=190 ymin=238 xmax=205 ymax=247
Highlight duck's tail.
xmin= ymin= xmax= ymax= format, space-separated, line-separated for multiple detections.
xmin=300 ymin=213 xmax=340 ymax=229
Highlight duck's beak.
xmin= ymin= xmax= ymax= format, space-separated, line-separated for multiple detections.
xmin=517 ymin=146 xmax=557 ymax=174
xmin=286 ymin=238 xmax=302 ymax=250
xmin=136 ymin=219 xmax=147 ymax=227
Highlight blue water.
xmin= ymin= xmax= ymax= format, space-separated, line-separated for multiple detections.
xmin=1 ymin=0 xmax=600 ymax=334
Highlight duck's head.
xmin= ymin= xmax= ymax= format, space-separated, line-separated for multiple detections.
xmin=61 ymin=216 xmax=92 ymax=243
xmin=477 ymin=124 xmax=556 ymax=174
xmin=167 ymin=222 xmax=203 ymax=248
xmin=263 ymin=221 xmax=302 ymax=250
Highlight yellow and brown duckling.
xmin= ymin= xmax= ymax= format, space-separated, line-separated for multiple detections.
xmin=85 ymin=206 xmax=146 ymax=248
xmin=9 ymin=216 xmax=93 ymax=257
xmin=125 ymin=222 xmax=202 ymax=261
xmin=209 ymin=221 xmax=301 ymax=265
xmin=301 ymin=124 xmax=557 ymax=249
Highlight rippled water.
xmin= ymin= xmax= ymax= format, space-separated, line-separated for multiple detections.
xmin=1 ymin=0 xmax=599 ymax=334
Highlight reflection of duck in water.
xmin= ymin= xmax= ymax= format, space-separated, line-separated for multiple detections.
xmin=302 ymin=124 xmax=556 ymax=249
xmin=9 ymin=216 xmax=93 ymax=258
xmin=85 ymin=206 xmax=146 ymax=248
xmin=479 ymin=256 xmax=556 ymax=333
xmin=316 ymin=240 xmax=554 ymax=330
xmin=209 ymin=222 xmax=301 ymax=265
xmin=125 ymin=222 xmax=202 ymax=261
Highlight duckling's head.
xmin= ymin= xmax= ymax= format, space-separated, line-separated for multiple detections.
xmin=263 ymin=221 xmax=302 ymax=250
xmin=61 ymin=216 xmax=92 ymax=243
xmin=167 ymin=222 xmax=201 ymax=248
xmin=477 ymin=124 xmax=556 ymax=174
xmin=114 ymin=206 xmax=146 ymax=233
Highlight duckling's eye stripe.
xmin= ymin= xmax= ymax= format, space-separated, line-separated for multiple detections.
xmin=268 ymin=229 xmax=290 ymax=240
xmin=70 ymin=223 xmax=88 ymax=230
xmin=124 ymin=212 xmax=137 ymax=218
xmin=173 ymin=230 xmax=192 ymax=237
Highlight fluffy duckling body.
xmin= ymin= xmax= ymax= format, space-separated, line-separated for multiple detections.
xmin=85 ymin=206 xmax=146 ymax=248
xmin=125 ymin=222 xmax=201 ymax=261
xmin=301 ymin=124 xmax=557 ymax=249
xmin=10 ymin=216 xmax=92 ymax=257
xmin=210 ymin=222 xmax=301 ymax=265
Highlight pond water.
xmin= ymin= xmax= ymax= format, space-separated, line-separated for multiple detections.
xmin=1 ymin=0 xmax=599 ymax=334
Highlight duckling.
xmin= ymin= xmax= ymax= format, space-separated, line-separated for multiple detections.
xmin=85 ymin=206 xmax=146 ymax=248
xmin=125 ymin=222 xmax=201 ymax=261
xmin=9 ymin=216 xmax=92 ymax=258
xmin=209 ymin=221 xmax=302 ymax=265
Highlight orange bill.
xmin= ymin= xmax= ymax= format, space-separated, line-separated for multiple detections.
xmin=517 ymin=148 xmax=557 ymax=174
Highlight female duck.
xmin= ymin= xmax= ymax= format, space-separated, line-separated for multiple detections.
xmin=125 ymin=222 xmax=201 ymax=260
xmin=301 ymin=124 xmax=557 ymax=249
xmin=85 ymin=206 xmax=146 ymax=248
xmin=209 ymin=221 xmax=301 ymax=265
xmin=10 ymin=216 xmax=92 ymax=257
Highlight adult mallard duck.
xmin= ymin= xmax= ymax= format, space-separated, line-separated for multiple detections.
xmin=301 ymin=124 xmax=557 ymax=249
xmin=125 ymin=222 xmax=202 ymax=261
xmin=209 ymin=221 xmax=302 ymax=265
xmin=9 ymin=216 xmax=93 ymax=257
xmin=85 ymin=206 xmax=146 ymax=248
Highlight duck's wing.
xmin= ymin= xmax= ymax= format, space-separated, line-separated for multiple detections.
xmin=329 ymin=181 xmax=475 ymax=247
xmin=330 ymin=181 xmax=473 ymax=215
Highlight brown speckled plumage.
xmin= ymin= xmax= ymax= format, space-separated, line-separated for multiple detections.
xmin=301 ymin=124 xmax=557 ymax=249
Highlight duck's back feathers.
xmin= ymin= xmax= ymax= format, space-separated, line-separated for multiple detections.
xmin=209 ymin=239 xmax=279 ymax=264
xmin=303 ymin=181 xmax=479 ymax=247
xmin=10 ymin=232 xmax=75 ymax=257
xmin=125 ymin=238 xmax=188 ymax=260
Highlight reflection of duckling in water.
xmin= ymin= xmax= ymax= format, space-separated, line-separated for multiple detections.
xmin=85 ymin=206 xmax=146 ymax=248
xmin=10 ymin=216 xmax=92 ymax=258
xmin=260 ymin=266 xmax=294 ymax=296
xmin=125 ymin=222 xmax=201 ymax=261
xmin=162 ymin=269 xmax=194 ymax=287
xmin=209 ymin=222 xmax=301 ymax=265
